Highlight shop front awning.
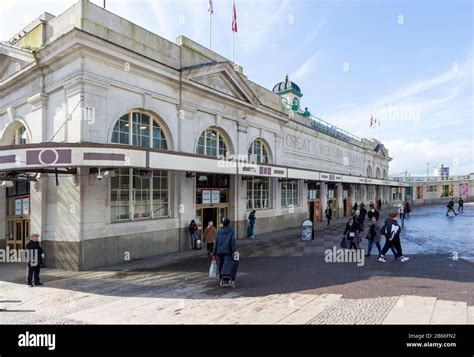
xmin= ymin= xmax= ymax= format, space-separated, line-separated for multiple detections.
xmin=0 ymin=143 xmax=405 ymax=187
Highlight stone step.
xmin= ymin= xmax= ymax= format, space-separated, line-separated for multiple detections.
xmin=430 ymin=300 xmax=467 ymax=324
xmin=382 ymin=295 xmax=437 ymax=324
xmin=277 ymin=294 xmax=342 ymax=324
xmin=468 ymin=306 xmax=474 ymax=325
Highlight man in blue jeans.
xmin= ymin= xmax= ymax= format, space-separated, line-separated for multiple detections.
xmin=212 ymin=219 xmax=237 ymax=279
xmin=247 ymin=210 xmax=256 ymax=239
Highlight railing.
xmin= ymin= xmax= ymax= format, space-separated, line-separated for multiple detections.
xmin=390 ymin=175 xmax=471 ymax=183
xmin=283 ymin=102 xmax=363 ymax=145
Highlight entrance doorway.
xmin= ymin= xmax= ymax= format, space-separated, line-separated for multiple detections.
xmin=6 ymin=218 xmax=29 ymax=250
xmin=196 ymin=205 xmax=229 ymax=233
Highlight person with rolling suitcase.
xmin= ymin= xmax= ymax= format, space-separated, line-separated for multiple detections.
xmin=212 ymin=219 xmax=238 ymax=287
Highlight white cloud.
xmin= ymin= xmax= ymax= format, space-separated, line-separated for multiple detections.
xmin=384 ymin=139 xmax=474 ymax=176
xmin=290 ymin=50 xmax=322 ymax=81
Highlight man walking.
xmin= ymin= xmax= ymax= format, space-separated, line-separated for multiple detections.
xmin=358 ymin=203 xmax=367 ymax=231
xmin=398 ymin=202 xmax=405 ymax=225
xmin=25 ymin=233 xmax=45 ymax=287
xmin=458 ymin=197 xmax=464 ymax=212
xmin=378 ymin=212 xmax=410 ymax=263
xmin=325 ymin=205 xmax=332 ymax=225
xmin=446 ymin=199 xmax=458 ymax=216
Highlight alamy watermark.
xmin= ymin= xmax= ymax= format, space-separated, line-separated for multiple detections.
xmin=325 ymin=246 xmax=365 ymax=267
xmin=0 ymin=248 xmax=39 ymax=266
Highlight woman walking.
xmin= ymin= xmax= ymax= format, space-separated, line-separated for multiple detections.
xmin=203 ymin=221 xmax=217 ymax=256
xmin=343 ymin=215 xmax=361 ymax=250
xmin=378 ymin=211 xmax=410 ymax=263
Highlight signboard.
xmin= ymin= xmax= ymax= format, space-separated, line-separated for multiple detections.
xmin=211 ymin=190 xmax=220 ymax=204
xmin=202 ymin=190 xmax=211 ymax=204
xmin=301 ymin=219 xmax=313 ymax=241
xmin=440 ymin=167 xmax=449 ymax=176
xmin=15 ymin=199 xmax=22 ymax=215
xmin=22 ymin=197 xmax=30 ymax=215
xmin=459 ymin=183 xmax=468 ymax=200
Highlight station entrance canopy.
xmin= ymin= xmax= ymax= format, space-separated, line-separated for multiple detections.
xmin=0 ymin=143 xmax=405 ymax=187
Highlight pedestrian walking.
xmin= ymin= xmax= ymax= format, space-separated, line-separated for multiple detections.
xmin=343 ymin=216 xmax=361 ymax=250
xmin=358 ymin=203 xmax=367 ymax=231
xmin=212 ymin=219 xmax=237 ymax=279
xmin=405 ymin=201 xmax=411 ymax=218
xmin=398 ymin=202 xmax=406 ymax=225
xmin=378 ymin=198 xmax=382 ymax=210
xmin=25 ymin=233 xmax=45 ymax=287
xmin=446 ymin=199 xmax=458 ymax=216
xmin=325 ymin=205 xmax=333 ymax=225
xmin=247 ymin=210 xmax=256 ymax=239
xmin=203 ymin=221 xmax=217 ymax=256
xmin=365 ymin=216 xmax=382 ymax=257
xmin=352 ymin=202 xmax=358 ymax=215
xmin=378 ymin=211 xmax=410 ymax=263
xmin=458 ymin=197 xmax=464 ymax=212
xmin=367 ymin=207 xmax=380 ymax=221
xmin=189 ymin=220 xmax=199 ymax=249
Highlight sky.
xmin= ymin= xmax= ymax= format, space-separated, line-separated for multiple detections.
xmin=1 ymin=0 xmax=472 ymax=176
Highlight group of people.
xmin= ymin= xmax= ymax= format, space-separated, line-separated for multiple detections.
xmin=446 ymin=197 xmax=464 ymax=216
xmin=341 ymin=202 xmax=410 ymax=263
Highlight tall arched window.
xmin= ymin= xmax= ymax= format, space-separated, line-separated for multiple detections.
xmin=366 ymin=166 xmax=372 ymax=178
xmin=110 ymin=110 xmax=169 ymax=222
xmin=376 ymin=168 xmax=381 ymax=179
xmin=111 ymin=110 xmax=168 ymax=149
xmin=383 ymin=169 xmax=388 ymax=179
xmin=248 ymin=138 xmax=270 ymax=164
xmin=196 ymin=127 xmax=228 ymax=157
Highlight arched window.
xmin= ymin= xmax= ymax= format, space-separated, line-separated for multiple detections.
xmin=2 ymin=122 xmax=28 ymax=145
xmin=383 ymin=169 xmax=388 ymax=179
xmin=376 ymin=168 xmax=381 ymax=179
xmin=111 ymin=111 xmax=168 ymax=149
xmin=366 ymin=166 xmax=372 ymax=178
xmin=196 ymin=127 xmax=228 ymax=158
xmin=248 ymin=138 xmax=270 ymax=164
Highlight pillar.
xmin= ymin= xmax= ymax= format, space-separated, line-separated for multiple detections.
xmin=320 ymin=182 xmax=328 ymax=219
xmin=336 ymin=183 xmax=344 ymax=218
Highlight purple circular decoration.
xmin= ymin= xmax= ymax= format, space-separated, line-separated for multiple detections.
xmin=39 ymin=150 xmax=58 ymax=164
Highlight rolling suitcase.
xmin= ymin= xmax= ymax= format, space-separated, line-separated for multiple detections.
xmin=219 ymin=257 xmax=239 ymax=288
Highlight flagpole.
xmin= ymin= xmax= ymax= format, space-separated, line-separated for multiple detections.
xmin=232 ymin=31 xmax=235 ymax=64
xmin=209 ymin=9 xmax=212 ymax=49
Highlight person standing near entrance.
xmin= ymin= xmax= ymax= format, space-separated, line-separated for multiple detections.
xmin=458 ymin=197 xmax=464 ymax=212
xmin=25 ymin=233 xmax=44 ymax=287
xmin=325 ymin=205 xmax=332 ymax=225
xmin=189 ymin=220 xmax=199 ymax=249
xmin=212 ymin=219 xmax=237 ymax=278
xmin=446 ymin=199 xmax=458 ymax=216
xmin=247 ymin=210 xmax=256 ymax=239
xmin=203 ymin=221 xmax=217 ymax=256
xmin=378 ymin=211 xmax=410 ymax=263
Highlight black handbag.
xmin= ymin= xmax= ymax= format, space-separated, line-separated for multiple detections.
xmin=340 ymin=236 xmax=348 ymax=249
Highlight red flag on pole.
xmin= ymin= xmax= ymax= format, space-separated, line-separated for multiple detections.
xmin=232 ymin=0 xmax=238 ymax=32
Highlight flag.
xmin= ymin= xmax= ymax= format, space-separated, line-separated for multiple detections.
xmin=232 ymin=0 xmax=238 ymax=32
xmin=208 ymin=0 xmax=213 ymax=14
xmin=369 ymin=115 xmax=374 ymax=128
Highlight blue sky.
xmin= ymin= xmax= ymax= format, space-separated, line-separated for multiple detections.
xmin=1 ymin=0 xmax=472 ymax=175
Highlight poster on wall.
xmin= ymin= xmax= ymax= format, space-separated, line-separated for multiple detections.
xmin=22 ymin=197 xmax=29 ymax=215
xmin=202 ymin=190 xmax=211 ymax=204
xmin=15 ymin=199 xmax=22 ymax=215
xmin=459 ymin=183 xmax=468 ymax=201
xmin=211 ymin=190 xmax=220 ymax=204
xmin=449 ymin=184 xmax=454 ymax=197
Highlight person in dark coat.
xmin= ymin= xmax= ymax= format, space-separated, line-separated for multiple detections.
xmin=458 ymin=198 xmax=464 ymax=212
xmin=344 ymin=215 xmax=361 ymax=249
xmin=405 ymin=201 xmax=411 ymax=218
xmin=367 ymin=207 xmax=380 ymax=221
xmin=378 ymin=211 xmax=410 ymax=263
xmin=212 ymin=219 xmax=237 ymax=279
xmin=325 ymin=206 xmax=332 ymax=225
xmin=365 ymin=216 xmax=382 ymax=257
xmin=25 ymin=233 xmax=44 ymax=287
xmin=358 ymin=204 xmax=367 ymax=231
xmin=189 ymin=220 xmax=199 ymax=249
xmin=352 ymin=202 xmax=358 ymax=215
xmin=377 ymin=198 xmax=382 ymax=210
xmin=247 ymin=210 xmax=256 ymax=239
xmin=446 ymin=199 xmax=458 ymax=216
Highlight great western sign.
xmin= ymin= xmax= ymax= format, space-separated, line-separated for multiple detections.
xmin=283 ymin=129 xmax=364 ymax=168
